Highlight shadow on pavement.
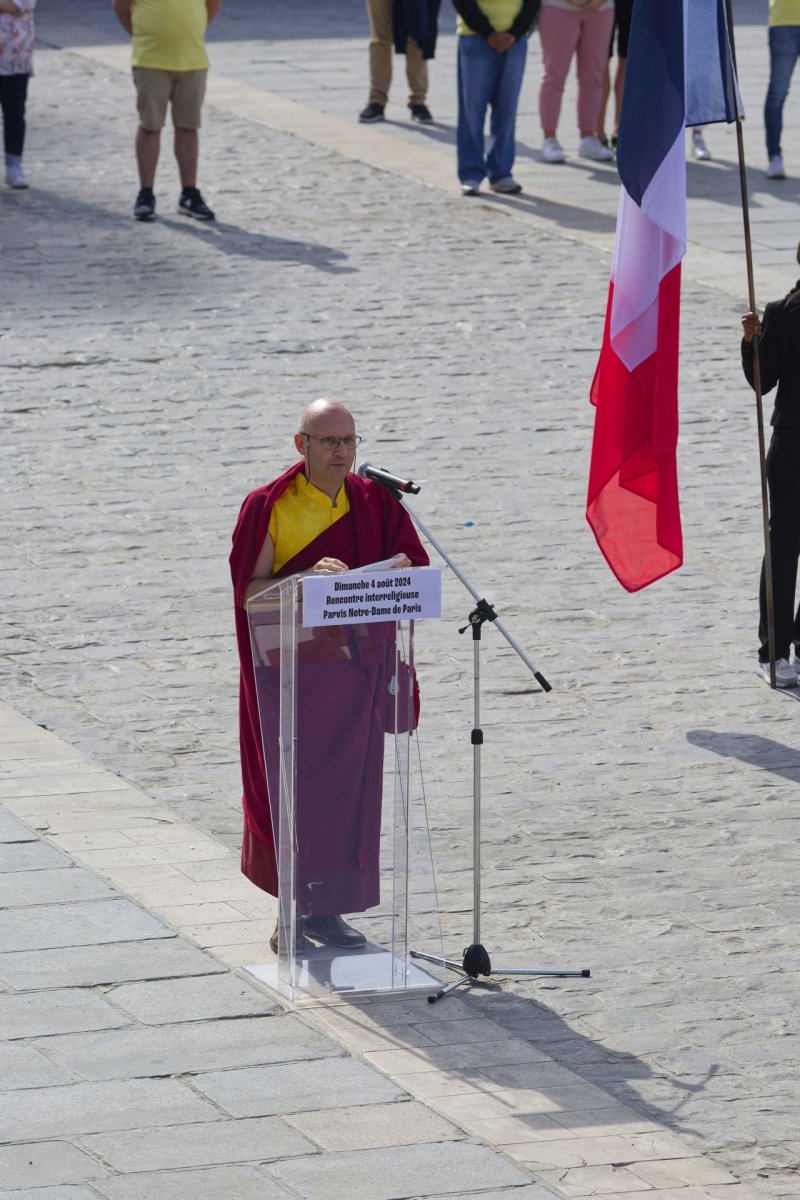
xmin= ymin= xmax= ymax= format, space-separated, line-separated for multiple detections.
xmin=331 ymin=984 xmax=718 ymax=1144
xmin=688 ymin=727 xmax=800 ymax=772
xmin=477 ymin=190 xmax=617 ymax=236
xmin=160 ymin=217 xmax=356 ymax=275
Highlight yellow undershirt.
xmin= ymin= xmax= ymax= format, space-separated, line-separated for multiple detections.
xmin=268 ymin=474 xmax=350 ymax=576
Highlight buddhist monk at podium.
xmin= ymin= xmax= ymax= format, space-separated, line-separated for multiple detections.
xmin=230 ymin=399 xmax=428 ymax=955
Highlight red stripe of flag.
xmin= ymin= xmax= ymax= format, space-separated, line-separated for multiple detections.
xmin=587 ymin=265 xmax=683 ymax=593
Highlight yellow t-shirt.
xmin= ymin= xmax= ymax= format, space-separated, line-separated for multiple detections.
xmin=131 ymin=0 xmax=209 ymax=72
xmin=268 ymin=474 xmax=350 ymax=576
xmin=457 ymin=0 xmax=524 ymax=35
xmin=770 ymin=0 xmax=800 ymax=24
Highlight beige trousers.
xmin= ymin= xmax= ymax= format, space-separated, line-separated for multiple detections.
xmin=365 ymin=0 xmax=428 ymax=106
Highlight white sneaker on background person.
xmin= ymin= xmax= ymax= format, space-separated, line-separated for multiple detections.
xmin=578 ymin=134 xmax=614 ymax=162
xmin=767 ymin=154 xmax=786 ymax=179
xmin=691 ymin=128 xmax=712 ymax=160
xmin=542 ymin=136 xmax=566 ymax=163
xmin=757 ymin=658 xmax=798 ymax=687
xmin=5 ymin=160 xmax=29 ymax=189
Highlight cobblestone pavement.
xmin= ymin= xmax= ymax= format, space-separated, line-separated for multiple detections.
xmin=3 ymin=1 xmax=800 ymax=1197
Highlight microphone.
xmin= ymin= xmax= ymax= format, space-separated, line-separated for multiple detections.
xmin=357 ymin=461 xmax=421 ymax=495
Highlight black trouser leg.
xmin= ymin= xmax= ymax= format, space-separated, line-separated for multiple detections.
xmin=0 ymin=74 xmax=29 ymax=158
xmin=759 ymin=428 xmax=800 ymax=661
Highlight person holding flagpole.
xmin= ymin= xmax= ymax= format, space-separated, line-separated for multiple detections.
xmin=742 ymin=294 xmax=800 ymax=688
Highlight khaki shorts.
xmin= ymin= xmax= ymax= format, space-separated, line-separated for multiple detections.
xmin=132 ymin=67 xmax=207 ymax=131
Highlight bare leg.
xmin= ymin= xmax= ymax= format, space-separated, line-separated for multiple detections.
xmin=136 ymin=126 xmax=161 ymax=188
xmin=174 ymin=126 xmax=198 ymax=188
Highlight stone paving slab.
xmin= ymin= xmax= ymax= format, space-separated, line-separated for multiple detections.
xmin=0 ymin=867 xmax=116 ymax=907
xmin=0 ymin=899 xmax=171 ymax=953
xmin=0 ymin=810 xmax=38 ymax=842
xmin=0 ymin=1078 xmax=219 ymax=1142
xmin=91 ymin=1165 xmax=299 ymax=1200
xmin=0 ymin=840 xmax=71 ymax=872
xmin=0 ymin=1042 xmax=79 ymax=1089
xmin=79 ymin=1116 xmax=316 ymax=1172
xmin=34 ymin=1012 xmax=340 ymax=1080
xmin=105 ymin=970 xmax=278 ymax=1023
xmin=192 ymin=1055 xmax=408 ymax=1118
xmin=0 ymin=936 xmax=224 ymax=990
xmin=267 ymin=1141 xmax=535 ymax=1199
xmin=0 ymin=1142 xmax=110 ymax=1191
xmin=0 ymin=987 xmax=132 ymax=1040
xmin=0 ymin=1190 xmax=102 ymax=1200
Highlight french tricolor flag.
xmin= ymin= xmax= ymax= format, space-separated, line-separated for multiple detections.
xmin=587 ymin=0 xmax=741 ymax=592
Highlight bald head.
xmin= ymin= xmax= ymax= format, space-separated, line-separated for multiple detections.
xmin=294 ymin=398 xmax=358 ymax=500
xmin=298 ymin=397 xmax=354 ymax=435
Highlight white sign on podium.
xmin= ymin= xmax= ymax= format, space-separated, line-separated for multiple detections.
xmin=302 ymin=565 xmax=441 ymax=627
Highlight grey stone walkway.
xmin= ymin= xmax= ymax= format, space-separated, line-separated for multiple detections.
xmin=0 ymin=701 xmax=761 ymax=1200
xmin=0 ymin=702 xmax=550 ymax=1200
xmin=3 ymin=1 xmax=800 ymax=1197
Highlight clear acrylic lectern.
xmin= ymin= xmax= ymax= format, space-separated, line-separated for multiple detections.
xmin=244 ymin=574 xmax=444 ymax=1002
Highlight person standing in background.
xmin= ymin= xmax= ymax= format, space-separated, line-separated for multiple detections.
xmin=741 ymin=288 xmax=800 ymax=688
xmin=764 ymin=0 xmax=800 ymax=179
xmin=595 ymin=0 xmax=630 ymax=150
xmin=453 ymin=0 xmax=539 ymax=195
xmin=112 ymin=0 xmax=220 ymax=222
xmin=0 ymin=0 xmax=35 ymax=190
xmin=359 ymin=0 xmax=440 ymax=124
xmin=538 ymin=0 xmax=615 ymax=164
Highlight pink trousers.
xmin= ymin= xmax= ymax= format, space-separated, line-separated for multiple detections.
xmin=538 ymin=4 xmax=615 ymax=133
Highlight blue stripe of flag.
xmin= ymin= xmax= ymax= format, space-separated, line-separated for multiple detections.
xmin=615 ymin=5 xmax=685 ymax=208
xmin=686 ymin=0 xmax=742 ymax=127
xmin=616 ymin=0 xmax=742 ymax=209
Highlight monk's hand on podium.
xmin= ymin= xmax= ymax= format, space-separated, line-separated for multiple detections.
xmin=391 ymin=554 xmax=412 ymax=569
xmin=311 ymin=557 xmax=349 ymax=573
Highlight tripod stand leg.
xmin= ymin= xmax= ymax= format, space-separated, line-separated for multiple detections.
xmin=410 ymin=949 xmax=465 ymax=973
xmin=490 ymin=967 xmax=591 ymax=978
xmin=428 ymin=973 xmax=475 ymax=1004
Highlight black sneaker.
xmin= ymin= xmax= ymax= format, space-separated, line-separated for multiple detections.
xmin=177 ymin=187 xmax=215 ymax=221
xmin=133 ymin=188 xmax=156 ymax=221
xmin=359 ymin=101 xmax=385 ymax=123
xmin=409 ymin=103 xmax=433 ymax=124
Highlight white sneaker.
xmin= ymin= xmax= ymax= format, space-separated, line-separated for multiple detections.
xmin=461 ymin=181 xmax=480 ymax=196
xmin=757 ymin=658 xmax=798 ymax=687
xmin=5 ymin=162 xmax=29 ymax=189
xmin=541 ymin=136 xmax=566 ymax=164
xmin=692 ymin=130 xmax=712 ymax=161
xmin=490 ymin=176 xmax=522 ymax=194
xmin=767 ymin=154 xmax=786 ymax=179
xmin=578 ymin=134 xmax=614 ymax=162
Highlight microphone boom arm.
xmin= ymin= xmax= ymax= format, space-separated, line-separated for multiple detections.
xmin=400 ymin=502 xmax=551 ymax=693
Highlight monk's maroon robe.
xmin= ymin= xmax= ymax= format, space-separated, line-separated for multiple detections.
xmin=230 ymin=462 xmax=428 ymax=913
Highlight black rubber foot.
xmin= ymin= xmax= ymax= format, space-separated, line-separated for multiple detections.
xmin=462 ymin=943 xmax=491 ymax=976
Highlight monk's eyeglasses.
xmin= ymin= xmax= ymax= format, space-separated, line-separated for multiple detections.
xmin=300 ymin=433 xmax=362 ymax=451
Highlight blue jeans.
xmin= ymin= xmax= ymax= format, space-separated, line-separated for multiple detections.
xmin=457 ymin=35 xmax=528 ymax=184
xmin=765 ymin=24 xmax=800 ymax=158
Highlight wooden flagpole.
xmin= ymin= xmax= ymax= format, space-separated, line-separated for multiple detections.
xmin=724 ymin=0 xmax=777 ymax=688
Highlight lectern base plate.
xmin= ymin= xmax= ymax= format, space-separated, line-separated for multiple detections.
xmin=246 ymin=945 xmax=442 ymax=1002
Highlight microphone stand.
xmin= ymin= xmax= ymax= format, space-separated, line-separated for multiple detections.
xmin=380 ymin=480 xmax=590 ymax=1003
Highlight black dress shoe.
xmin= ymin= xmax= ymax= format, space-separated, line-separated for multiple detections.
xmin=269 ymin=919 xmax=309 ymax=956
xmin=303 ymin=914 xmax=366 ymax=948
